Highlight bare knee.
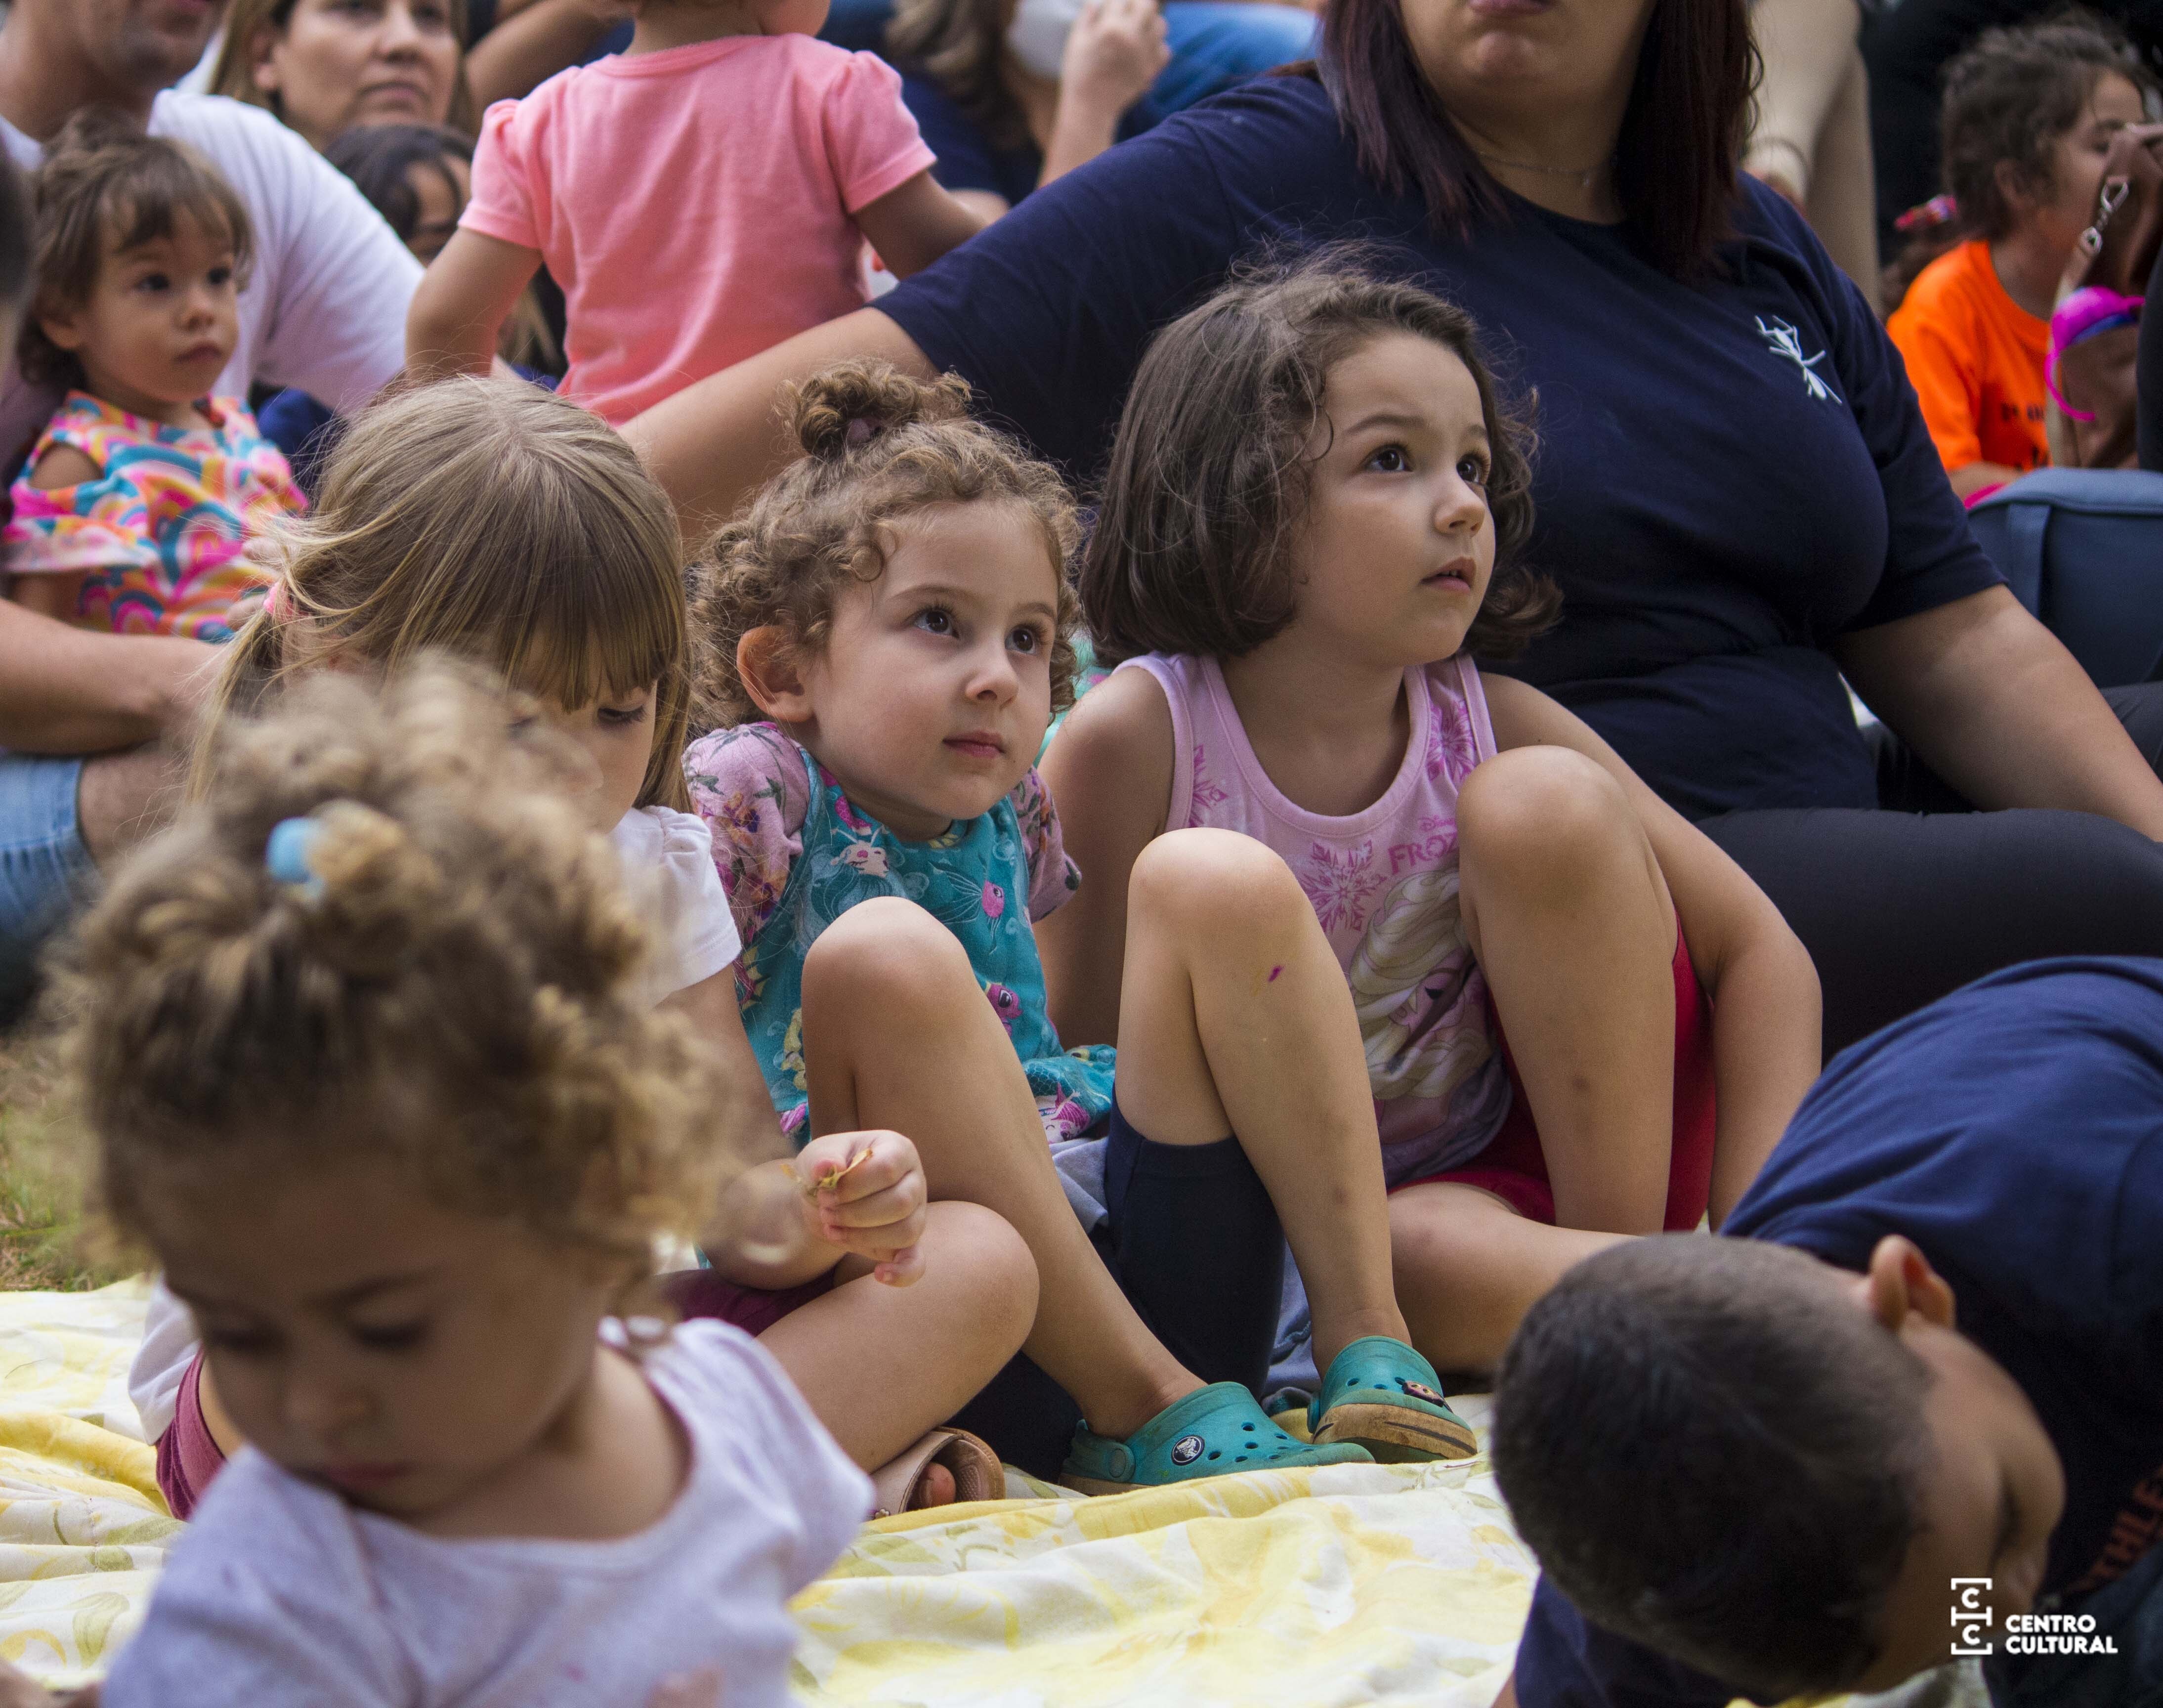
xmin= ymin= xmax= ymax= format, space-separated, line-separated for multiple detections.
xmin=1128 ymin=827 xmax=1307 ymax=937
xmin=1458 ymin=748 xmax=1638 ymax=893
xmin=921 ymin=1200 xmax=1038 ymax=1353
xmin=802 ymin=897 xmax=975 ymax=1014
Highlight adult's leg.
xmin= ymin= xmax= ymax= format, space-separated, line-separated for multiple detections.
xmin=0 ymin=752 xmax=98 ymax=1026
xmin=797 ymin=897 xmax=1201 ymax=1441
xmin=1748 ymin=0 xmax=1880 ymax=307
xmin=1699 ymin=805 xmax=2163 ymax=1054
xmin=1807 ymin=43 xmax=1882 ymax=313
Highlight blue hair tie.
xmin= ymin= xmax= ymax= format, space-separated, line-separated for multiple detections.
xmin=265 ymin=816 xmax=326 ymax=898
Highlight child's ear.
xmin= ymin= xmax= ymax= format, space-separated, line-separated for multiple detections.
xmin=1993 ymin=157 xmax=2037 ymax=215
xmin=37 ymin=310 xmax=84 ymax=354
xmin=1856 ymin=1234 xmax=1958 ymax=1335
xmin=737 ymin=627 xmax=814 ymax=725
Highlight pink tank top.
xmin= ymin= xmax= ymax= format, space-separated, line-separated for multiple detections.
xmin=1118 ymin=652 xmax=1513 ymax=1185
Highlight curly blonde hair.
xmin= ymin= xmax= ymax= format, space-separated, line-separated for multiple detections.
xmin=202 ymin=378 xmax=696 ymax=810
xmin=690 ymin=361 xmax=1082 ymax=729
xmin=72 ymin=664 xmax=740 ymax=1277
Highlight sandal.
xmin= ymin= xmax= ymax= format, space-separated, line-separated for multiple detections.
xmin=868 ymin=1427 xmax=1003 ymax=1518
xmin=1060 ymin=1381 xmax=1373 ymax=1496
xmin=1308 ymin=1336 xmax=1478 ymax=1462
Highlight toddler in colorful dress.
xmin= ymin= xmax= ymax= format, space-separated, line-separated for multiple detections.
xmin=3 ymin=110 xmax=302 ymax=642
xmin=685 ymin=360 xmax=1474 ymax=1491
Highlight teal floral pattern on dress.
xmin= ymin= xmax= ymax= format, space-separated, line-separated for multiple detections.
xmin=684 ymin=723 xmax=1111 ymax=1147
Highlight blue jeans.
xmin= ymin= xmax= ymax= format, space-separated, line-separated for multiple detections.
xmin=0 ymin=750 xmax=95 ymax=1026
xmin=819 ymin=0 xmax=1317 ymax=114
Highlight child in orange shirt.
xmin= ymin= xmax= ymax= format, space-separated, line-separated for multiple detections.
xmin=1885 ymin=18 xmax=2154 ymax=502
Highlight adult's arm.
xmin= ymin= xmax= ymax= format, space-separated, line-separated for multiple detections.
xmin=623 ymin=308 xmax=934 ymax=544
xmin=1836 ymin=584 xmax=2163 ymax=838
xmin=0 ymin=601 xmax=215 ymax=755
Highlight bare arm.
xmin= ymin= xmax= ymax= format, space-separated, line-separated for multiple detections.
xmin=1835 ymin=584 xmax=2163 ymax=838
xmin=621 ymin=307 xmax=935 ymax=547
xmin=0 ymin=601 xmax=216 ymax=755
xmin=405 ymin=227 xmax=542 ymax=385
xmin=1484 ymin=674 xmax=1822 ymax=1222
xmin=465 ymin=0 xmax=629 ymax=107
xmin=852 ymin=170 xmax=989 ymax=279
xmin=1038 ymin=0 xmax=1169 ymax=188
xmin=1035 ymin=666 xmax=1175 ymax=1044
xmin=1950 ymin=460 xmax=2023 ymax=500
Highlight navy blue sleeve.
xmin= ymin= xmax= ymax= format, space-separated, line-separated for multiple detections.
xmin=901 ymin=73 xmax=1010 ymax=198
xmin=1738 ymin=188 xmax=2004 ymax=633
xmin=1514 ymin=1580 xmax=1739 ymax=1708
xmin=877 ymin=87 xmax=1261 ymax=474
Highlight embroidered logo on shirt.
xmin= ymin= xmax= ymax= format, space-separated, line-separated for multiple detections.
xmin=1756 ymin=316 xmax=1843 ymax=403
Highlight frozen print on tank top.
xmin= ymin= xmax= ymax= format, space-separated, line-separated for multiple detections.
xmin=1118 ymin=653 xmax=1511 ymax=1184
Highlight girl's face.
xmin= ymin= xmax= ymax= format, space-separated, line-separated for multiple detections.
xmin=530 ymin=680 xmax=661 ymax=834
xmin=42 ymin=210 xmax=240 ymax=418
xmin=253 ymin=0 xmax=463 ymax=150
xmin=751 ymin=501 xmax=1060 ymax=840
xmin=2019 ymin=70 xmax=2150 ymax=259
xmin=1278 ymin=331 xmax=1498 ymax=671
xmin=154 ymin=1153 xmax=618 ymax=1523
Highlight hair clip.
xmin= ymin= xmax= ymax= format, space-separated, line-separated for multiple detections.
xmin=844 ymin=416 xmax=879 ymax=448
xmin=1893 ymin=193 xmax=1958 ymax=234
xmin=265 ymin=816 xmax=326 ymax=899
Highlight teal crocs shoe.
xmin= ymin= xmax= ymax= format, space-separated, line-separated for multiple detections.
xmin=1309 ymin=1337 xmax=1479 ymax=1463
xmin=1060 ymin=1381 xmax=1373 ymax=1496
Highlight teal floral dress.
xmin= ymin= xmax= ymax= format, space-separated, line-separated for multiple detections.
xmin=682 ymin=723 xmax=1117 ymax=1150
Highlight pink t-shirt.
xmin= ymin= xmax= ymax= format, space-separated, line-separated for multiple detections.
xmin=1119 ymin=651 xmax=1514 ymax=1186
xmin=463 ymin=35 xmax=936 ymax=425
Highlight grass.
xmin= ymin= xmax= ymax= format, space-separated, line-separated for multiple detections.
xmin=0 ymin=1026 xmax=117 ymax=1292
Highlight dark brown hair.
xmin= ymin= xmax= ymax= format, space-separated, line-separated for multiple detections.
xmin=1315 ymin=0 xmax=1753 ymax=280
xmin=1494 ymin=1238 xmax=1935 ymax=1700
xmin=19 ymin=108 xmax=255 ymax=391
xmin=886 ymin=0 xmax=1026 ymax=153
xmin=692 ymin=361 xmax=1083 ymax=729
xmin=1083 ymin=251 xmax=1557 ymax=670
xmin=1883 ymin=10 xmax=2153 ymax=310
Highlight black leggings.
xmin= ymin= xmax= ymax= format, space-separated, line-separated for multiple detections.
xmin=948 ymin=1107 xmax=1284 ymax=1479
xmin=1700 ymin=682 xmax=2163 ymax=1055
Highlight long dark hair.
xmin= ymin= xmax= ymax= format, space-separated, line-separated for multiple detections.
xmin=1316 ymin=0 xmax=1754 ymax=280
xmin=887 ymin=0 xmax=1027 ymax=153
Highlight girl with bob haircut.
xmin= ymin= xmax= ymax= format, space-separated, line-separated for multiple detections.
xmin=1044 ymin=255 xmax=1824 ymax=1374
xmin=141 ymin=377 xmax=1030 ymax=1528
xmin=685 ymin=358 xmax=1467 ymax=1487
xmin=73 ymin=664 xmax=869 ymax=1708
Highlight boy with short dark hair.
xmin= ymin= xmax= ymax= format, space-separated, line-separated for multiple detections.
xmin=1492 ymin=956 xmax=2163 ymax=1708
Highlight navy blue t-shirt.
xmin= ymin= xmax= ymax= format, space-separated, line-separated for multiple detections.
xmin=878 ymin=74 xmax=2003 ymax=819
xmin=1514 ymin=957 xmax=2163 ymax=1708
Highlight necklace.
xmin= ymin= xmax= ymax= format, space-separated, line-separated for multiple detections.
xmin=1472 ymin=149 xmax=1607 ymax=190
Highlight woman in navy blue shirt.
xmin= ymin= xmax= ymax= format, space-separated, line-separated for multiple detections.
xmin=627 ymin=0 xmax=2163 ymax=1054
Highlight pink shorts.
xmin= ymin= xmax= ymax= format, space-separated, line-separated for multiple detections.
xmin=151 ymin=1267 xmax=836 ymax=1520
xmin=1392 ymin=923 xmax=1718 ymax=1230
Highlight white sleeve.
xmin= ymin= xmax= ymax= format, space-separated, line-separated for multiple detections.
xmin=100 ymin=1461 xmax=406 ymax=1708
xmin=618 ymin=807 xmax=744 ymax=1003
xmin=150 ymin=94 xmax=422 ymax=415
xmin=127 ymin=1282 xmax=202 ymax=1444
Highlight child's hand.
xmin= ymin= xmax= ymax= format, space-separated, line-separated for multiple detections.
xmin=792 ymin=1130 xmax=927 ymax=1287
xmin=1061 ymin=0 xmax=1169 ymax=118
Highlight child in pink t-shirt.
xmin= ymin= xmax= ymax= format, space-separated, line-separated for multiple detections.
xmin=405 ymin=0 xmax=986 ymax=426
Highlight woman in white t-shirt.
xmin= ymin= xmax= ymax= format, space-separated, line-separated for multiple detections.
xmin=132 ymin=376 xmax=1032 ymax=1531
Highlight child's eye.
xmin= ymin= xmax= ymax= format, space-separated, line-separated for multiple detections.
xmin=597 ymin=701 xmax=651 ymax=728
xmin=1456 ymin=456 xmax=1490 ymax=487
xmin=913 ymin=607 xmax=955 ymax=637
xmin=1008 ymin=625 xmax=1044 ymax=655
xmin=134 ymin=271 xmax=171 ymax=293
xmin=349 ymin=1321 xmax=429 ymax=1353
xmin=200 ymin=1325 xmax=278 ymax=1357
xmin=1365 ymin=445 xmax=1411 ymax=473
xmin=208 ymin=265 xmax=233 ymax=287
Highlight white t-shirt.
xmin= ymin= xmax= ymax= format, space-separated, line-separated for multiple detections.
xmin=613 ymin=804 xmax=742 ymax=1007
xmin=103 ymin=1320 xmax=871 ymax=1708
xmin=0 ymin=91 xmax=421 ymax=467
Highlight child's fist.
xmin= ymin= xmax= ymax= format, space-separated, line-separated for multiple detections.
xmin=792 ymin=1130 xmax=927 ymax=1286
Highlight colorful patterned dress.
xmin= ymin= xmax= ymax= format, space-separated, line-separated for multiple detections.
xmin=2 ymin=392 xmax=305 ymax=641
xmin=683 ymin=722 xmax=1116 ymax=1149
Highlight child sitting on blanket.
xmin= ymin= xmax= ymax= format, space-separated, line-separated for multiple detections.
xmin=1043 ymin=255 xmax=1823 ymax=1380
xmin=2 ymin=109 xmax=304 ymax=642
xmin=132 ymin=378 xmax=1026 ymax=1525
xmin=403 ymin=0 xmax=985 ymax=425
xmin=77 ymin=665 xmax=864 ymax=1708
xmin=682 ymin=359 xmax=1463 ymax=1490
